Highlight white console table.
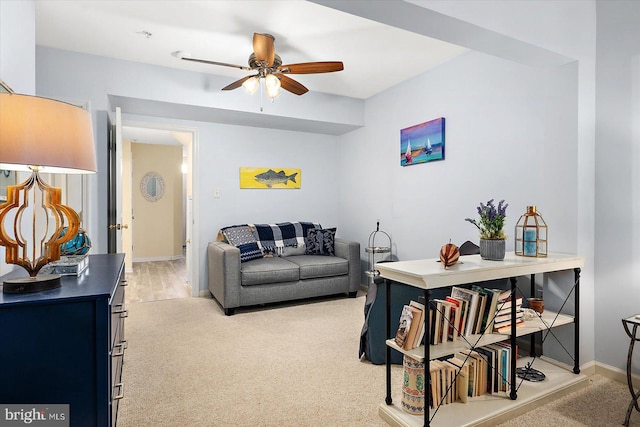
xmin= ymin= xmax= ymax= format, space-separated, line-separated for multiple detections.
xmin=376 ymin=252 xmax=586 ymax=427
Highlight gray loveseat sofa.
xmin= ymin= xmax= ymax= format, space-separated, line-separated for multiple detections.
xmin=208 ymin=236 xmax=361 ymax=315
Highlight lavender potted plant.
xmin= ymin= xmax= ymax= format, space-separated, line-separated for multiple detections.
xmin=465 ymin=199 xmax=508 ymax=260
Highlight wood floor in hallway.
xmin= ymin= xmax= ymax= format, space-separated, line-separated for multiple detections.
xmin=125 ymin=258 xmax=191 ymax=303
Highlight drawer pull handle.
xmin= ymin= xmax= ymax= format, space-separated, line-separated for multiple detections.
xmin=121 ymin=280 xmax=128 ymax=287
xmin=120 ymin=310 xmax=128 ymax=319
xmin=113 ymin=383 xmax=124 ymax=400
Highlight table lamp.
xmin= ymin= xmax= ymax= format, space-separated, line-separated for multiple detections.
xmin=0 ymin=86 xmax=96 ymax=293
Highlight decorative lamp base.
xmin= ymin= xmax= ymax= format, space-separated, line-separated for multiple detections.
xmin=2 ymin=274 xmax=62 ymax=294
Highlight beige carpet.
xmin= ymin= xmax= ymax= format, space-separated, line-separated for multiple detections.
xmin=118 ymin=295 xmax=639 ymax=426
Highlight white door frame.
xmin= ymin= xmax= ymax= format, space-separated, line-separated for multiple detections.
xmin=122 ymin=119 xmax=200 ymax=297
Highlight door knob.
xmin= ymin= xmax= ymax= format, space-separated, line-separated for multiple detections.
xmin=109 ymin=224 xmax=129 ymax=230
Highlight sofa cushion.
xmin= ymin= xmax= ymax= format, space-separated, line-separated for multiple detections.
xmin=241 ymin=257 xmax=300 ymax=286
xmin=286 ymin=255 xmax=348 ymax=280
xmin=305 ymin=228 xmax=337 ymax=255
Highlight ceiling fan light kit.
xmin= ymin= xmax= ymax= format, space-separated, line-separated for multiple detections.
xmin=179 ymin=32 xmax=343 ymax=100
xmin=242 ymin=76 xmax=260 ymax=95
xmin=264 ymin=74 xmax=281 ymax=99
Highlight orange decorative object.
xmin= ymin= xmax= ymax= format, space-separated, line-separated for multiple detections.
xmin=0 ymin=170 xmax=80 ymax=277
xmin=439 ymin=243 xmax=460 ymax=268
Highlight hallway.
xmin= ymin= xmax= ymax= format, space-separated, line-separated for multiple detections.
xmin=124 ymin=258 xmax=191 ymax=303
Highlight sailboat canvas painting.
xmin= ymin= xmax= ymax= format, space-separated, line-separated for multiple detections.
xmin=400 ymin=117 xmax=445 ymax=166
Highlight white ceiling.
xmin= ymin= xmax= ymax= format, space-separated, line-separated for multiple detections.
xmin=34 ymin=0 xmax=468 ymax=100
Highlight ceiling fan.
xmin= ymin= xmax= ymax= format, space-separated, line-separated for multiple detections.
xmin=180 ymin=33 xmax=343 ymax=98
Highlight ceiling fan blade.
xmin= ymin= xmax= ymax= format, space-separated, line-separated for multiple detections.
xmin=279 ymin=75 xmax=308 ymax=96
xmin=182 ymin=57 xmax=252 ymax=71
xmin=278 ymin=61 xmax=344 ymax=74
xmin=221 ymin=75 xmax=256 ymax=91
xmin=253 ymin=33 xmax=275 ymax=67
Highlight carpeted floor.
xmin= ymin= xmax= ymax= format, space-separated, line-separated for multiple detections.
xmin=118 ymin=295 xmax=639 ymax=426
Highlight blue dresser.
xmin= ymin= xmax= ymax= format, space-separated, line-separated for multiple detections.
xmin=0 ymin=254 xmax=127 ymax=427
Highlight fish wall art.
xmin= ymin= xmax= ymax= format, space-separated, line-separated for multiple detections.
xmin=240 ymin=167 xmax=301 ymax=189
xmin=401 ymin=117 xmax=445 ymax=166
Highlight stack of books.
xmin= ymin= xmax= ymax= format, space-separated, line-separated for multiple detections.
xmin=394 ymin=299 xmax=426 ymax=350
xmin=493 ymin=295 xmax=524 ymax=334
xmin=424 ymin=340 xmax=516 ymax=407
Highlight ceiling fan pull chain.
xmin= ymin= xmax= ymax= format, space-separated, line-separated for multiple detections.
xmin=260 ymin=79 xmax=264 ymax=112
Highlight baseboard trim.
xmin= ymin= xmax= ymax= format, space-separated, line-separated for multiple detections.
xmin=594 ymin=360 xmax=640 ymax=387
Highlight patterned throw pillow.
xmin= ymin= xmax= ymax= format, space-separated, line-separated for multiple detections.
xmin=237 ymin=242 xmax=264 ymax=263
xmin=305 ymin=228 xmax=337 ymax=256
xmin=280 ymin=244 xmax=306 ymax=257
xmin=222 ymin=225 xmax=257 ymax=246
xmin=221 ymin=225 xmax=264 ymax=263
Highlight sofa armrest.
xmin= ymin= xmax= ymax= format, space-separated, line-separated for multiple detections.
xmin=207 ymin=241 xmax=242 ymax=311
xmin=335 ymin=238 xmax=361 ymax=293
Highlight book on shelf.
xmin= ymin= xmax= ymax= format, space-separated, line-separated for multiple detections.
xmin=472 ymin=290 xmax=488 ymax=334
xmin=394 ymin=305 xmax=415 ymax=348
xmin=486 ymin=340 xmax=518 ymax=393
xmin=471 ymin=286 xmax=504 ymax=334
xmin=433 ymin=299 xmax=454 ymax=343
xmin=495 ymin=295 xmax=523 ymax=314
xmin=464 ymin=350 xmax=485 ymax=396
xmin=428 ymin=362 xmax=440 ymax=409
xmin=447 ymin=301 xmax=462 ymax=342
xmin=445 ymin=356 xmax=469 ymax=403
xmin=406 ymin=300 xmax=425 ymax=349
xmin=430 ymin=359 xmax=457 ymax=406
xmin=450 ymin=286 xmax=480 ymax=337
xmin=475 ymin=346 xmax=498 ymax=394
xmin=494 ymin=318 xmax=525 ymax=334
xmin=453 ymin=351 xmax=478 ymax=397
xmin=445 ymin=296 xmax=465 ymax=341
xmin=429 ymin=300 xmax=442 ymax=345
xmin=483 ymin=288 xmax=504 ymax=333
xmin=493 ymin=309 xmax=524 ymax=325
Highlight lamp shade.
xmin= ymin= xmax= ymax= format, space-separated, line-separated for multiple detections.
xmin=265 ymin=74 xmax=281 ymax=99
xmin=242 ymin=76 xmax=260 ymax=95
xmin=0 ymin=93 xmax=96 ymax=174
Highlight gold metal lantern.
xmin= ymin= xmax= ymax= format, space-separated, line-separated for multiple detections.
xmin=515 ymin=206 xmax=547 ymax=257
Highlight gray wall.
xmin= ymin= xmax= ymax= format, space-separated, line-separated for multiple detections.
xmin=331 ymin=0 xmax=596 ymax=365
xmin=0 ymin=0 xmax=35 ymax=95
xmin=595 ymin=0 xmax=640 ymax=371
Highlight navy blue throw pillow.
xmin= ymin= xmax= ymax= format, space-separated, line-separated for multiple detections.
xmin=305 ymin=228 xmax=337 ymax=256
xmin=237 ymin=242 xmax=264 ymax=263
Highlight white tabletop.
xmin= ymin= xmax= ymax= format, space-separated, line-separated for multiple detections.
xmin=375 ymin=252 xmax=584 ymax=289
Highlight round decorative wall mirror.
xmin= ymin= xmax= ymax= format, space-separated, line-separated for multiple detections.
xmin=140 ymin=171 xmax=165 ymax=202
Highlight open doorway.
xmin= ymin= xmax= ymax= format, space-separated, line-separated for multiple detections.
xmin=121 ymin=123 xmax=195 ymax=303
